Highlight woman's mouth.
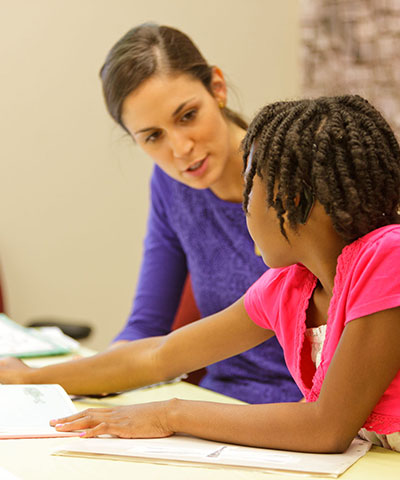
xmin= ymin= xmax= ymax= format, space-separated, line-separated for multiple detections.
xmin=187 ymin=159 xmax=204 ymax=171
xmin=184 ymin=156 xmax=209 ymax=177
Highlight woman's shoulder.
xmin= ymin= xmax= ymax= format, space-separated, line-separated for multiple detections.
xmin=151 ymin=166 xmax=209 ymax=200
xmin=150 ymin=166 xmax=193 ymax=213
xmin=151 ymin=165 xmax=178 ymax=192
xmin=150 ymin=166 xmax=245 ymax=222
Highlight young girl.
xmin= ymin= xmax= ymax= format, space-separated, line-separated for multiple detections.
xmin=52 ymin=94 xmax=400 ymax=453
xmin=0 ymin=23 xmax=301 ymax=404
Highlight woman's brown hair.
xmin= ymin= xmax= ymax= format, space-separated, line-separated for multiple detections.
xmin=100 ymin=23 xmax=247 ymax=131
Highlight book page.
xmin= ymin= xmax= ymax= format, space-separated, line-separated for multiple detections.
xmin=0 ymin=384 xmax=78 ymax=438
xmin=0 ymin=466 xmax=22 ymax=480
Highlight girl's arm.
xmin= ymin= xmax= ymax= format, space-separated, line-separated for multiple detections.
xmin=0 ymin=297 xmax=273 ymax=395
xmin=54 ymin=306 xmax=400 ymax=453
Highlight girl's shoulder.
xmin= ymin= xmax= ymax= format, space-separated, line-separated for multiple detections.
xmin=335 ymin=224 xmax=400 ymax=326
xmin=256 ymin=263 xmax=313 ymax=290
xmin=340 ymin=224 xmax=400 ymax=271
xmin=358 ymin=224 xmax=400 ymax=247
xmin=244 ymin=264 xmax=315 ymax=329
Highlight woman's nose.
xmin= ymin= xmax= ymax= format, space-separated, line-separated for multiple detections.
xmin=169 ymin=131 xmax=194 ymax=159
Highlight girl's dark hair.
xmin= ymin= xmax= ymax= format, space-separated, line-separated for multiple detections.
xmin=242 ymin=95 xmax=400 ymax=242
xmin=100 ymin=23 xmax=247 ymax=131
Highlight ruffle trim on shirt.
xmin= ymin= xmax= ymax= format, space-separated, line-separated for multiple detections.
xmin=294 ymin=270 xmax=317 ymax=396
xmin=304 ymin=240 xmax=369 ymax=400
xmin=306 ymin=390 xmax=319 ymax=403
xmin=301 ymin=242 xmax=364 ymax=400
xmin=327 ymin=238 xmax=363 ymax=318
xmin=304 ymin=395 xmax=400 ymax=435
xmin=362 ymin=412 xmax=400 ymax=434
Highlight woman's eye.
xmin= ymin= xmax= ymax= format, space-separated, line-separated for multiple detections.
xmin=145 ymin=131 xmax=161 ymax=143
xmin=181 ymin=109 xmax=197 ymax=123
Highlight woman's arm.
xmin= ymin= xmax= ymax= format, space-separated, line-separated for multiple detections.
xmin=53 ymin=306 xmax=400 ymax=453
xmin=0 ymin=297 xmax=273 ymax=395
xmin=113 ymin=167 xmax=188 ymax=343
xmin=0 ymin=167 xmax=191 ymax=393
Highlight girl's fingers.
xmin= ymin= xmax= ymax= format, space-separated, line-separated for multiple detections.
xmin=80 ymin=422 xmax=109 ymax=438
xmin=52 ymin=403 xmax=172 ymax=439
xmin=50 ymin=407 xmax=112 ymax=427
xmin=50 ymin=412 xmax=85 ymax=426
xmin=55 ymin=417 xmax=95 ymax=431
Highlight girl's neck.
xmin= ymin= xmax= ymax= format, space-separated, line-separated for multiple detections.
xmin=297 ymin=204 xmax=349 ymax=297
xmin=209 ymin=122 xmax=246 ymax=203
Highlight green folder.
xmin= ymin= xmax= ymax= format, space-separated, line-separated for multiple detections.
xmin=0 ymin=314 xmax=71 ymax=358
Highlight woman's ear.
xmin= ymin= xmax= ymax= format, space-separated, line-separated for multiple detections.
xmin=210 ymin=66 xmax=227 ymax=107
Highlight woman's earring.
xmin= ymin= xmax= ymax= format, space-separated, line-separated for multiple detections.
xmin=218 ymin=100 xmax=225 ymax=109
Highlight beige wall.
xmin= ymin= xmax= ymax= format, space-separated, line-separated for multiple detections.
xmin=0 ymin=0 xmax=300 ymax=350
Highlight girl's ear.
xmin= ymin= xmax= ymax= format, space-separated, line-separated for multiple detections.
xmin=210 ymin=66 xmax=228 ymax=107
xmin=295 ymin=185 xmax=315 ymax=224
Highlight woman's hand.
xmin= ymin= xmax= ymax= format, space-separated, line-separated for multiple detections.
xmin=0 ymin=356 xmax=33 ymax=383
xmin=50 ymin=401 xmax=174 ymax=439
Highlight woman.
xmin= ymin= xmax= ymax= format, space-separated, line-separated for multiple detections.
xmin=0 ymin=23 xmax=301 ymax=404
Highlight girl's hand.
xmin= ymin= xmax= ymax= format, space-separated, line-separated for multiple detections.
xmin=0 ymin=356 xmax=32 ymax=383
xmin=50 ymin=401 xmax=174 ymax=439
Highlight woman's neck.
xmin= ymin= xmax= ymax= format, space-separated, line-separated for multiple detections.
xmin=209 ymin=122 xmax=246 ymax=203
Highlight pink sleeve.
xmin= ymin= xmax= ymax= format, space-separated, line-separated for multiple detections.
xmin=345 ymin=232 xmax=400 ymax=325
xmin=244 ymin=268 xmax=286 ymax=330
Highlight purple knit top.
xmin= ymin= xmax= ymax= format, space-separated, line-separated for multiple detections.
xmin=114 ymin=166 xmax=301 ymax=404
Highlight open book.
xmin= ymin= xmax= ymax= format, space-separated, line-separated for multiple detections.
xmin=0 ymin=384 xmax=80 ymax=439
xmin=54 ymin=434 xmax=371 ymax=477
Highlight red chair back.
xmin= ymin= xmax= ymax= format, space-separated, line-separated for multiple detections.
xmin=172 ymin=275 xmax=205 ymax=384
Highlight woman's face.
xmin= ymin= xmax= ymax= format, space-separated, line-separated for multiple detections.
xmin=121 ymin=71 xmax=234 ymax=190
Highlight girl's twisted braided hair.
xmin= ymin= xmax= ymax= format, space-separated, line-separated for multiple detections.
xmin=242 ymin=95 xmax=400 ymax=242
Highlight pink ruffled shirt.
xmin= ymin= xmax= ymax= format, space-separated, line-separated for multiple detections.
xmin=244 ymin=224 xmax=400 ymax=434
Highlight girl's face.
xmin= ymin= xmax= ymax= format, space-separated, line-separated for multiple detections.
xmin=121 ymin=71 xmax=236 ymax=191
xmin=245 ymin=148 xmax=297 ymax=268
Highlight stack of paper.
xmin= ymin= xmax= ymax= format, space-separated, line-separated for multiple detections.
xmin=54 ymin=434 xmax=371 ymax=477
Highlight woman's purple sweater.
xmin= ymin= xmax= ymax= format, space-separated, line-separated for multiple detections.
xmin=114 ymin=166 xmax=301 ymax=404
